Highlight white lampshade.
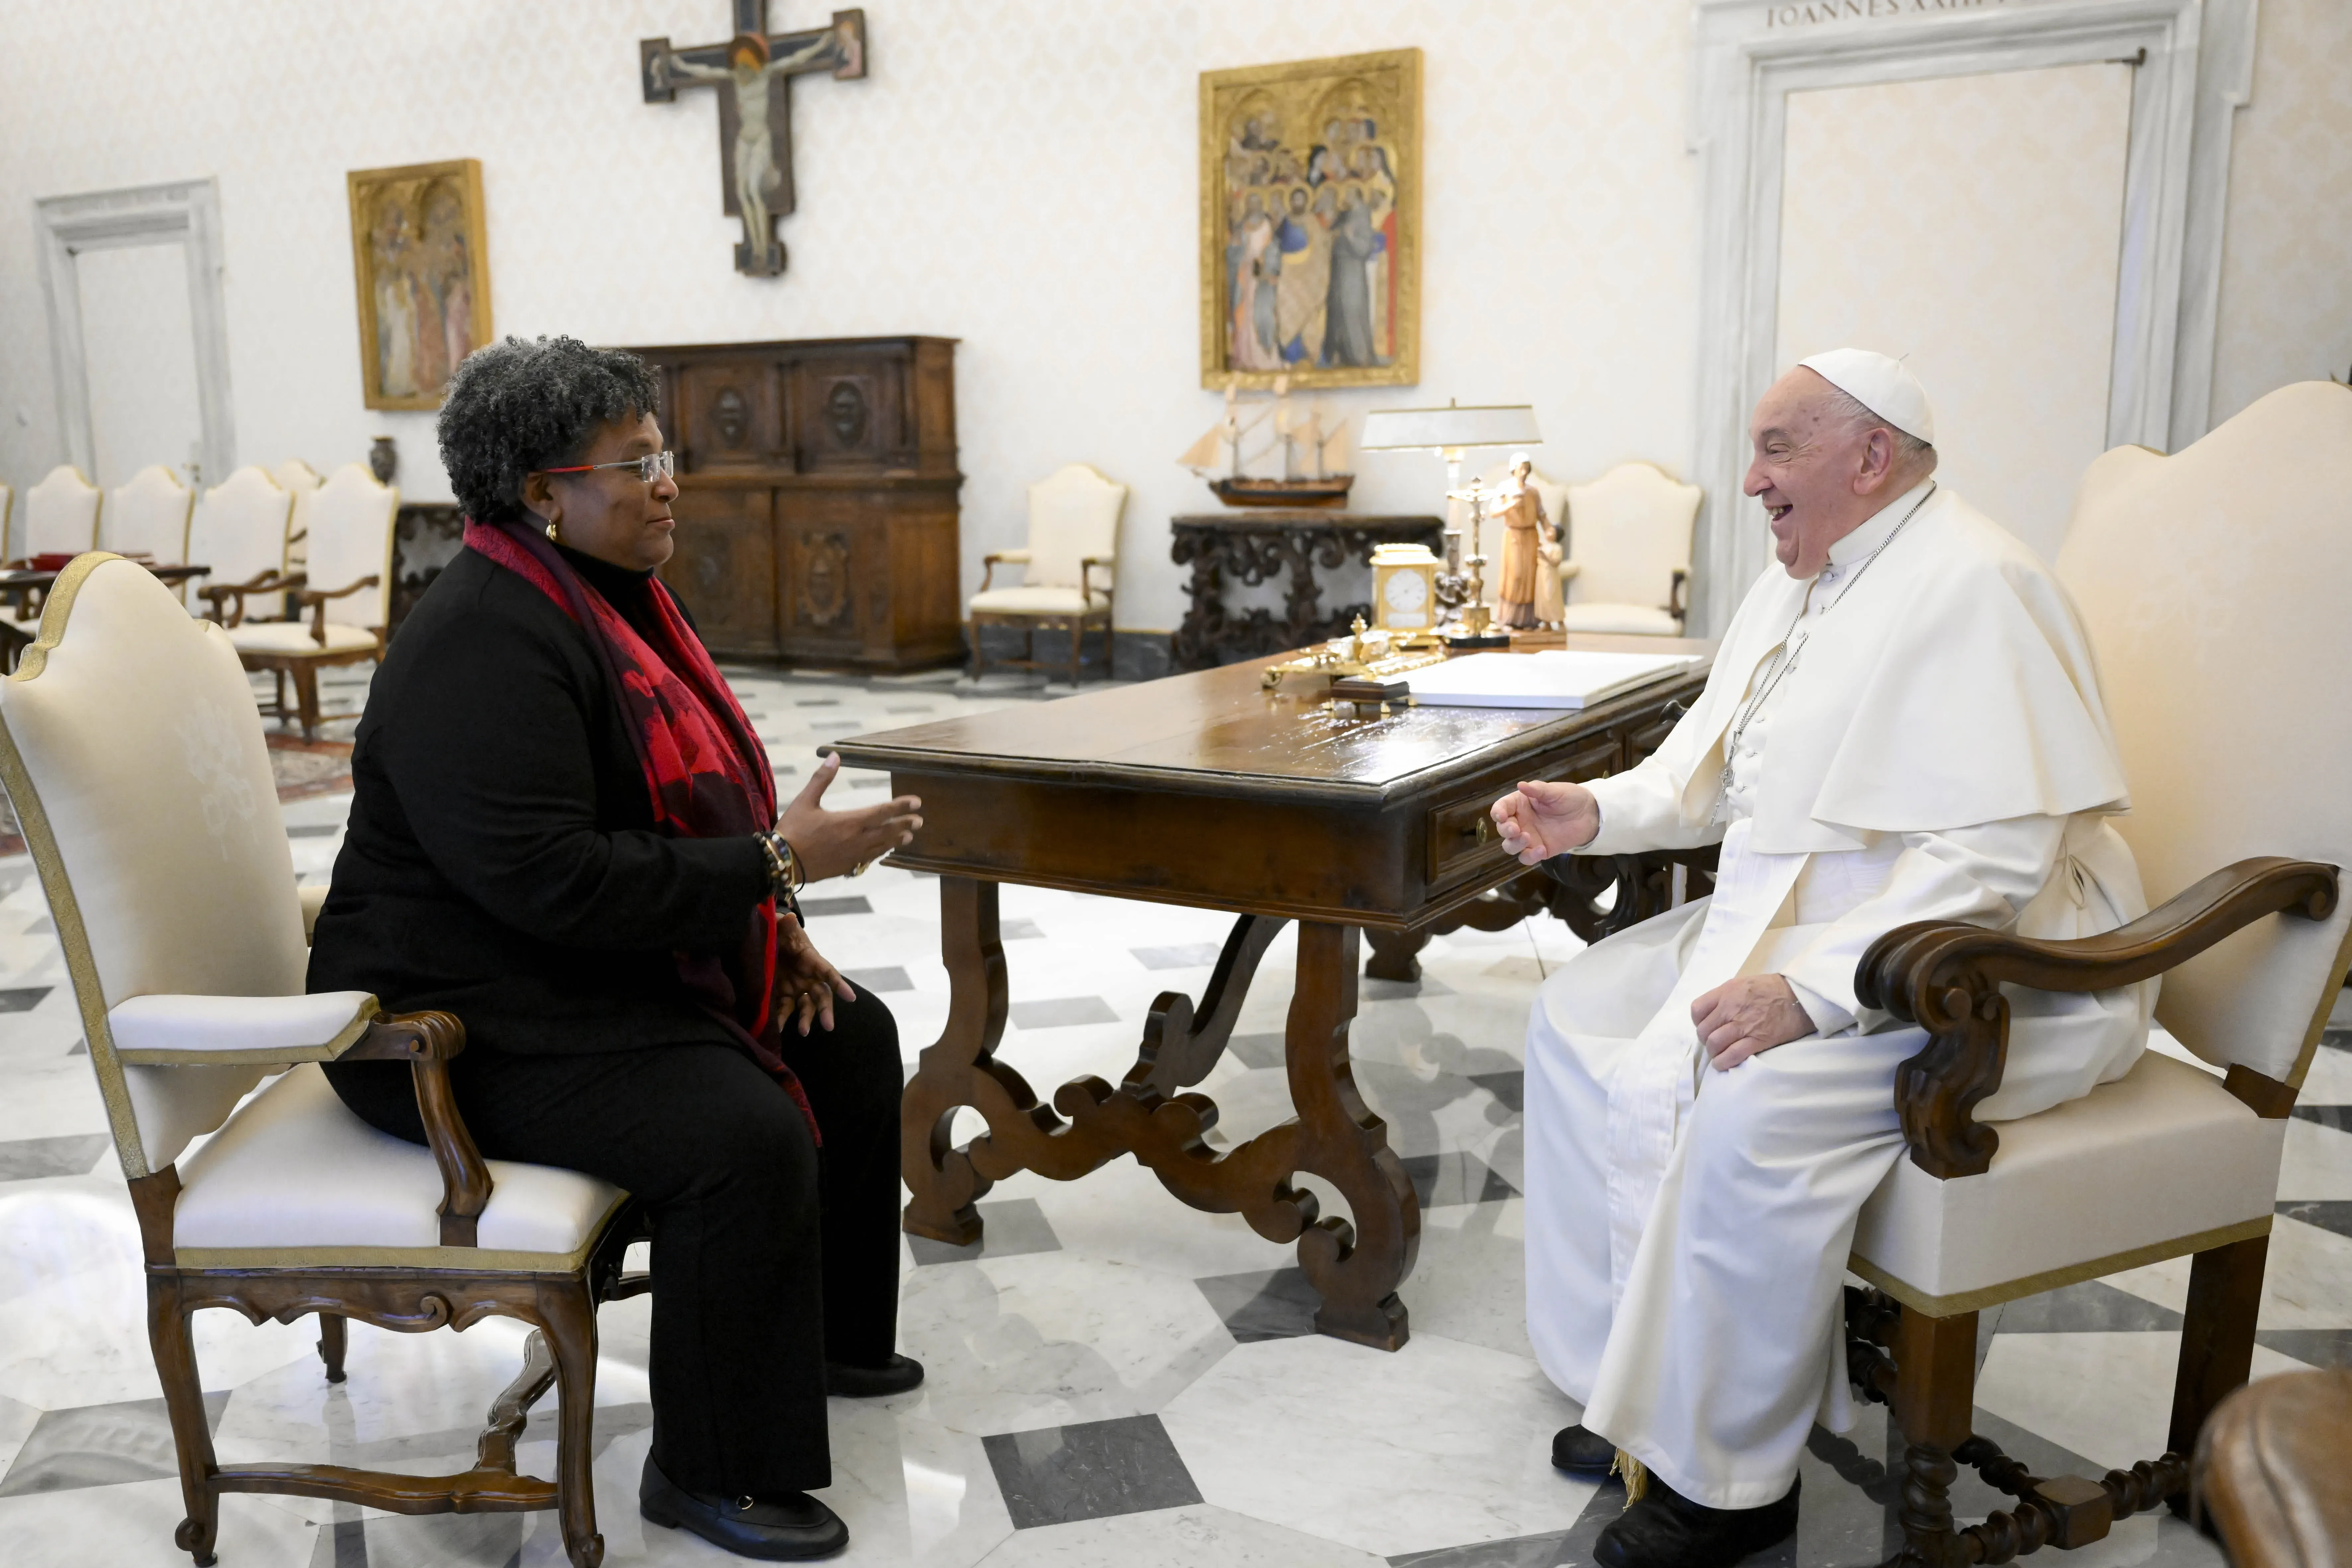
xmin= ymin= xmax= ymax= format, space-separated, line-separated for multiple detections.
xmin=1358 ymin=402 xmax=1542 ymax=452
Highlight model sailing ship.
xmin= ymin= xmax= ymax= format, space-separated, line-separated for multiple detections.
xmin=1179 ymin=375 xmax=1355 ymax=507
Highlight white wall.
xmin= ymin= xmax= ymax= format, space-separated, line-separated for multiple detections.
xmin=0 ymin=0 xmax=2342 ymax=631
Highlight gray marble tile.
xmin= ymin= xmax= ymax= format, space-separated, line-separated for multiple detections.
xmin=1226 ymin=1031 xmax=1285 ymax=1070
xmin=907 ymin=1197 xmax=1063 ymax=1266
xmin=1130 ymin=943 xmax=1224 ymax=971
xmin=1993 ymin=1280 xmax=2183 ymax=1334
xmin=795 ymin=698 xmax=841 ymax=707
xmin=1363 ymin=974 xmax=1455 ymax=1001
xmin=2256 ymin=1327 xmax=2352 ymax=1366
xmin=1011 ymin=997 xmax=1119 ymax=1029
xmin=982 ymin=1413 xmax=1201 ymax=1529
xmin=1192 ymin=1267 xmax=1319 ymax=1343
xmin=284 ymin=824 xmax=340 ymax=838
xmin=0 ymin=1391 xmax=229 ymax=1496
xmin=2293 ymin=1105 xmax=2352 ymax=1132
xmin=0 ymin=987 xmax=52 ymax=1013
xmin=844 ymin=965 xmax=913 ymax=994
xmin=1401 ymin=1152 xmax=1517 ymax=1209
xmin=2278 ymin=1198 xmax=2352 ymax=1239
xmin=1469 ymin=1070 xmax=1525 ymax=1114
xmin=799 ymin=895 xmax=873 ymax=918
xmin=1001 ymin=918 xmax=1045 ymax=941
xmin=0 ymin=1133 xmax=110 ymax=1181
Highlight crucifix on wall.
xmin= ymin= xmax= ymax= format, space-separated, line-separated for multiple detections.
xmin=640 ymin=4 xmax=868 ymax=277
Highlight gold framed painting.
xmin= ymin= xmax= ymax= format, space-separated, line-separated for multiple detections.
xmin=347 ymin=158 xmax=493 ymax=411
xmin=1200 ymin=48 xmax=1420 ymax=390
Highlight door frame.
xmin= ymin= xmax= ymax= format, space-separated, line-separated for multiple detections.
xmin=36 ymin=178 xmax=236 ymax=487
xmin=1685 ymin=0 xmax=2255 ymax=634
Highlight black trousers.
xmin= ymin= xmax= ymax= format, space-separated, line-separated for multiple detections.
xmin=323 ymin=986 xmax=903 ymax=1495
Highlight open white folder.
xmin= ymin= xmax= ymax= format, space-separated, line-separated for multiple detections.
xmin=1402 ymin=649 xmax=1700 ymax=710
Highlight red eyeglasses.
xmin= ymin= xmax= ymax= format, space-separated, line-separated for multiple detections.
xmin=539 ymin=450 xmax=676 ymax=484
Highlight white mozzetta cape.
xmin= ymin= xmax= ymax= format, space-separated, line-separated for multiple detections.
xmin=1643 ymin=485 xmax=2128 ymax=853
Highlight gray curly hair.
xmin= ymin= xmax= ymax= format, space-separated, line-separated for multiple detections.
xmin=435 ymin=336 xmax=662 ymax=524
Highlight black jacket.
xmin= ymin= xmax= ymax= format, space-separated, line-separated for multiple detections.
xmin=307 ymin=547 xmax=769 ymax=1054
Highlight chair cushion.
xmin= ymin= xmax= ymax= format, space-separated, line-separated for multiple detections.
xmin=225 ymin=621 xmax=378 ymax=654
xmin=173 ymin=1063 xmax=628 ymax=1270
xmin=1850 ymin=1051 xmax=2285 ymax=1313
xmin=1560 ymin=602 xmax=1682 ymax=636
xmin=970 ymin=586 xmax=1110 ymax=614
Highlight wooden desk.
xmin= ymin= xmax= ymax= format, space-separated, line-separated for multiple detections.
xmin=831 ymin=635 xmax=1711 ymax=1350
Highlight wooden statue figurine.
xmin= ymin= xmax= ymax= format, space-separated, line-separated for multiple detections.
xmin=1492 ymin=453 xmax=1554 ymax=630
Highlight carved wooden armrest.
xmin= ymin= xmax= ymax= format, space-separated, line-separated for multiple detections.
xmin=1543 ymin=844 xmax=1721 ymax=944
xmin=200 ymin=571 xmax=299 ymax=628
xmin=1082 ymin=556 xmax=1115 ymax=600
xmin=1668 ymin=569 xmax=1690 ymax=618
xmin=1854 ymin=856 xmax=2340 ymax=1179
xmin=977 ymin=549 xmax=1030 ymax=595
xmin=337 ymin=1009 xmax=492 ymax=1246
xmin=298 ymin=574 xmax=379 ymax=644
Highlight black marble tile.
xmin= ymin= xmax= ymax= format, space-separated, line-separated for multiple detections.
xmin=1000 ymin=918 xmax=1045 ymax=941
xmin=284 ymin=824 xmax=340 ymax=838
xmin=1226 ymin=1031 xmax=1285 ymax=1070
xmin=798 ymin=895 xmax=872 ymax=918
xmin=794 ymin=698 xmax=841 ymax=708
xmin=906 ymin=1197 xmax=1062 ymax=1266
xmin=1470 ymin=1070 xmax=1526 ymax=1114
xmin=1401 ymin=1151 xmax=1517 ymax=1208
xmin=1130 ymin=942 xmax=1223 ymax=971
xmin=0 ymin=986 xmax=52 ymax=1012
xmin=0 ymin=1132 xmax=110 ymax=1181
xmin=2257 ymin=1328 xmax=2352 ymax=1367
xmin=982 ymin=1413 xmax=1201 ymax=1529
xmin=1991 ymin=1280 xmax=2182 ymax=1334
xmin=1194 ymin=1265 xmax=1320 ymax=1342
xmin=2292 ymin=1104 xmax=2352 ymax=1133
xmin=844 ymin=966 xmax=912 ymax=994
xmin=0 ymin=1391 xmax=229 ymax=1496
xmin=2277 ymin=1199 xmax=2352 ymax=1239
xmin=1010 ymin=996 xmax=1118 ymax=1029
xmin=2319 ymin=1026 xmax=2350 ymax=1054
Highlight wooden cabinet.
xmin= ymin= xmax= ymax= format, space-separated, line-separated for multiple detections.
xmin=624 ymin=335 xmax=962 ymax=669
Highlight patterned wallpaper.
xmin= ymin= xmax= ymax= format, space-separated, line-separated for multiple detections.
xmin=1777 ymin=62 xmax=2133 ymax=564
xmin=0 ymin=1 xmax=2338 ymax=626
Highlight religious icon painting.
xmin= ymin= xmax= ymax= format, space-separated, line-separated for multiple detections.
xmin=345 ymin=158 xmax=494 ymax=411
xmin=1200 ymin=48 xmax=1421 ymax=391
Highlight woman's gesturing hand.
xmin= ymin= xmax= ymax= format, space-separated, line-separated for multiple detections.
xmin=1490 ymin=780 xmax=1602 ymax=866
xmin=778 ymin=752 xmax=923 ymax=882
xmin=776 ymin=912 xmax=856 ymax=1035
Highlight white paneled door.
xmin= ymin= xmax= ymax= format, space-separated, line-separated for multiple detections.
xmin=77 ymin=241 xmax=206 ymax=491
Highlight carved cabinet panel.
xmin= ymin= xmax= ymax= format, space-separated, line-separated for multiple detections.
xmin=629 ymin=335 xmax=962 ymax=671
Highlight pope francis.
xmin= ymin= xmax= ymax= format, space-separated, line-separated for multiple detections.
xmin=1490 ymin=351 xmax=2154 ymax=1568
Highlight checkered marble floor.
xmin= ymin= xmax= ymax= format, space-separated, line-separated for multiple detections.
xmin=0 ymin=662 xmax=2345 ymax=1566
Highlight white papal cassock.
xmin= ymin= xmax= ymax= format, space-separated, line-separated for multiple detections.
xmin=1525 ymin=479 xmax=2155 ymax=1509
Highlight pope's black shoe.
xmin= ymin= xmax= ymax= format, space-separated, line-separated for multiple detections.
xmin=1551 ymin=1424 xmax=1616 ymax=1475
xmin=639 ymin=1455 xmax=849 ymax=1560
xmin=824 ymin=1354 xmax=925 ymax=1397
xmin=1593 ymin=1473 xmax=1798 ymax=1568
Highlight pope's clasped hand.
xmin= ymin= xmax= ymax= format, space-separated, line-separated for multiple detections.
xmin=1490 ymin=779 xmax=1603 ymax=865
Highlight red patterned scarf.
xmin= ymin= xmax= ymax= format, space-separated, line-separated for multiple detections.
xmin=464 ymin=518 xmax=815 ymax=1136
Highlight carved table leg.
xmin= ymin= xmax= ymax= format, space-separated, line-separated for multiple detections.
xmin=1362 ymin=925 xmax=1429 ymax=983
xmin=901 ymin=876 xmax=1009 ymax=1244
xmin=1286 ymin=921 xmax=1418 ymax=1349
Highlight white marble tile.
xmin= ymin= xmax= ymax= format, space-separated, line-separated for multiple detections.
xmin=2101 ymin=1215 xmax=2352 ymax=1328
xmin=1018 ymin=1145 xmax=1302 ymax=1283
xmin=1159 ymin=1332 xmax=1591 ymax=1558
xmin=2275 ymin=1116 xmax=2352 ymax=1200
xmin=812 ymin=1402 xmax=1016 ymax=1567
xmin=2298 ymin=1042 xmax=2352 ymax=1104
xmin=977 ymin=1502 xmax=1387 ymax=1566
xmin=0 ymin=1391 xmax=40 ymax=1480
xmin=0 ymin=1473 xmax=316 ymax=1568
xmin=1973 ymin=1330 xmax=2314 ymax=1473
xmin=899 ymin=1251 xmax=1237 ymax=1436
xmin=1406 ymin=1200 xmax=1536 ymax=1360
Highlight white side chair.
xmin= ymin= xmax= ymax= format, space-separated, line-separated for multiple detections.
xmin=1559 ymin=461 xmax=1701 ymax=635
xmin=188 ymin=467 xmax=297 ymax=622
xmin=1838 ymin=381 xmax=2352 ymax=1563
xmin=969 ymin=462 xmax=1127 ymax=684
xmin=271 ymin=458 xmax=322 ymax=572
xmin=102 ymin=464 xmax=197 ymax=563
xmin=225 ymin=462 xmax=397 ymax=738
xmin=0 ymin=480 xmax=12 ymax=564
xmin=3 ymin=466 xmax=104 ymax=665
xmin=0 ymin=554 xmax=633 ymax=1568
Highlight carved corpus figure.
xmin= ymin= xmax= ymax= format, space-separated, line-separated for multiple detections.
xmin=1490 ymin=452 xmax=1552 ymax=629
xmin=641 ymin=6 xmax=869 ymax=277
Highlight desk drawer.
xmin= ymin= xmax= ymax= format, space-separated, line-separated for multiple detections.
xmin=1426 ymin=737 xmax=1622 ymax=888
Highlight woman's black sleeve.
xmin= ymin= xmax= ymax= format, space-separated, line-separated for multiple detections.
xmin=373 ymin=595 xmax=769 ymax=951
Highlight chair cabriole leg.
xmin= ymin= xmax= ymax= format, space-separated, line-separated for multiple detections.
xmin=149 ymin=1273 xmax=221 ymax=1566
xmin=316 ymin=1311 xmax=347 ymax=1382
xmin=538 ymin=1280 xmax=605 ymax=1568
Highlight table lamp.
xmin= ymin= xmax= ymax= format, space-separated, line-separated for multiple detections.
xmin=1358 ymin=401 xmax=1542 ymax=647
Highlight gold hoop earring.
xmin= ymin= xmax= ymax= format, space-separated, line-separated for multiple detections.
xmin=544 ymin=518 xmax=561 ymax=544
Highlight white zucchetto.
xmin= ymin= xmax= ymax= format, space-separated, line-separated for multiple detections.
xmin=1796 ymin=348 xmax=1936 ymax=446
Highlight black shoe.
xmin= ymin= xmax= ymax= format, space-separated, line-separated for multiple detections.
xmin=824 ymin=1353 xmax=925 ymax=1397
xmin=639 ymin=1454 xmax=848 ymax=1560
xmin=1552 ymin=1424 xmax=1617 ymax=1475
xmin=1593 ymin=1474 xmax=1798 ymax=1568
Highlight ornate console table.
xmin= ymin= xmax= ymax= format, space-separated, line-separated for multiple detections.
xmin=1170 ymin=511 xmax=1444 ymax=671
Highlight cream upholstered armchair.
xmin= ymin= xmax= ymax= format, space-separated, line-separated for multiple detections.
xmin=1833 ymin=381 xmax=2352 ymax=1564
xmin=101 ymin=463 xmax=197 ymax=563
xmin=1558 ymin=461 xmax=1701 ymax=635
xmin=969 ymin=462 xmax=1126 ymax=684
xmin=225 ymin=461 xmax=397 ymax=738
xmin=2 ymin=465 xmax=104 ymax=666
xmin=188 ymin=467 xmax=297 ymax=621
xmin=270 ymin=458 xmax=323 ymax=573
xmin=0 ymin=554 xmax=639 ymax=1568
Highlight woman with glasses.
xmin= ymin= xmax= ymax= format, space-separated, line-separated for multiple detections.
xmin=309 ymin=335 xmax=919 ymax=1560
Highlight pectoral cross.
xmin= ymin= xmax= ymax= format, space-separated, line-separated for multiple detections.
xmin=639 ymin=4 xmax=869 ymax=277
